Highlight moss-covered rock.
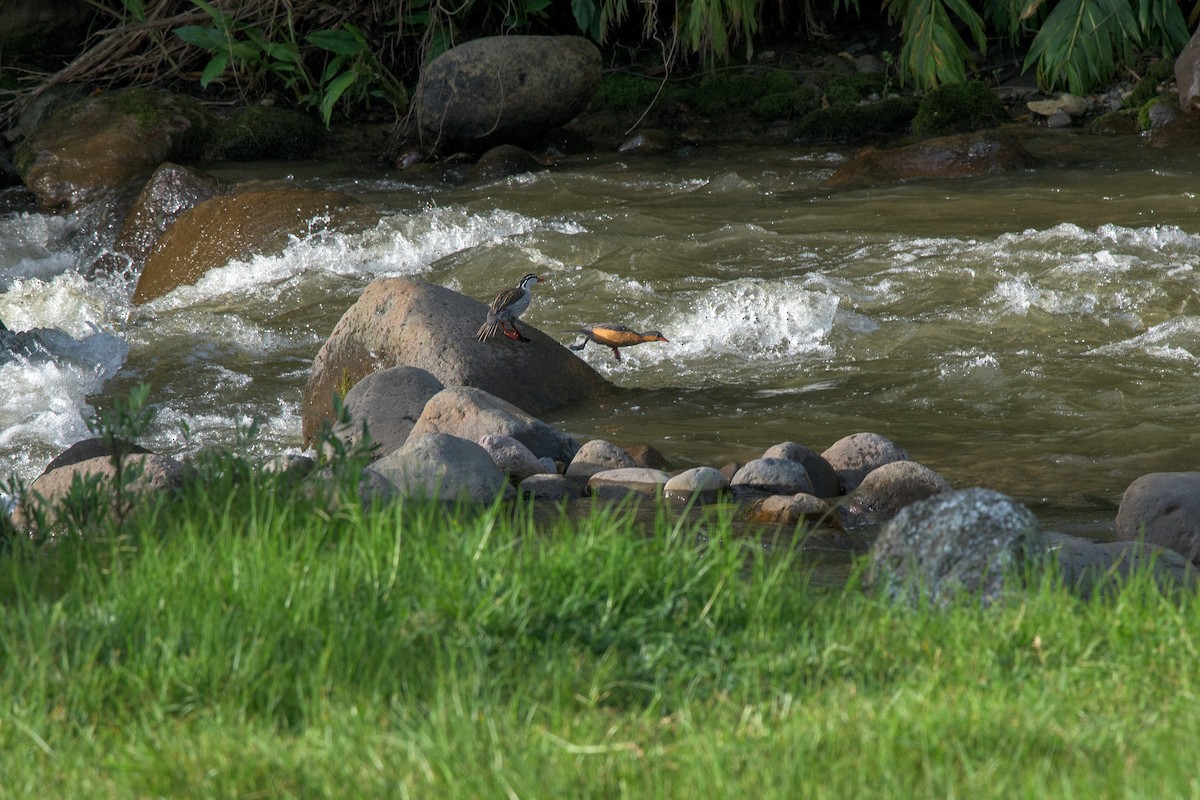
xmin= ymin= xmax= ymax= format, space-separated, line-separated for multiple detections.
xmin=1127 ymin=59 xmax=1175 ymax=109
xmin=207 ymin=105 xmax=325 ymax=161
xmin=17 ymin=87 xmax=216 ymax=210
xmin=1138 ymin=96 xmax=1181 ymax=131
xmin=1089 ymin=110 xmax=1139 ymax=135
xmin=792 ymin=96 xmax=919 ymax=144
xmin=912 ymin=81 xmax=1008 ymax=137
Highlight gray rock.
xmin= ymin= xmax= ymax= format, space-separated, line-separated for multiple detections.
xmin=731 ymin=457 xmax=814 ymax=496
xmin=538 ymin=456 xmax=559 ymax=474
xmin=846 ymin=460 xmax=952 ymax=526
xmin=866 ymin=487 xmax=1045 ymax=607
xmin=1045 ymin=109 xmax=1073 ymax=128
xmin=90 ymin=162 xmax=224 ymax=277
xmin=1115 ymin=472 xmax=1200 ymax=564
xmin=301 ymin=278 xmax=610 ymax=442
xmin=409 ymin=386 xmax=580 ymax=464
xmin=40 ymin=436 xmax=152 ymax=476
xmin=371 ymin=433 xmax=513 ymax=504
xmin=1048 ymin=532 xmax=1197 ymax=599
xmin=821 ymin=432 xmax=911 ymax=494
xmin=478 ymin=433 xmax=550 ymax=482
xmin=588 ymin=467 xmax=670 ymax=499
xmin=663 ymin=466 xmax=730 ymax=502
xmin=519 ymin=473 xmax=581 ymax=502
xmin=566 ymin=438 xmax=636 ymax=479
xmin=332 ymin=365 xmax=444 ymax=460
xmin=260 ymin=453 xmax=315 ymax=478
xmin=761 ymin=441 xmax=839 ymax=498
xmin=415 ymin=35 xmax=601 ymax=153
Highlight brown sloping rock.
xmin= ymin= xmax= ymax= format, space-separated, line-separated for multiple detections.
xmin=18 ymin=87 xmax=214 ymax=211
xmin=132 ymin=187 xmax=374 ymax=304
xmin=409 ymin=386 xmax=580 ymax=464
xmin=415 ymin=35 xmax=601 ymax=153
xmin=91 ymin=162 xmax=225 ymax=277
xmin=14 ymin=453 xmax=185 ymax=530
xmin=826 ymin=130 xmax=1036 ymax=188
xmin=301 ymin=278 xmax=611 ymax=442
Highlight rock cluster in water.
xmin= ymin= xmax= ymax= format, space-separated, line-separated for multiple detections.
xmin=10 ymin=276 xmax=1199 ymax=605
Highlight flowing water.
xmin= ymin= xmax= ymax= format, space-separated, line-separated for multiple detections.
xmin=2 ymin=128 xmax=1199 ymax=538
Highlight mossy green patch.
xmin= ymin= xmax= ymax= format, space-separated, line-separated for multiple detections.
xmin=208 ymin=105 xmax=325 ymax=161
xmin=591 ymin=73 xmax=666 ymax=113
xmin=792 ymin=96 xmax=919 ymax=144
xmin=912 ymin=81 xmax=1008 ymax=137
xmin=822 ymin=72 xmax=886 ymax=109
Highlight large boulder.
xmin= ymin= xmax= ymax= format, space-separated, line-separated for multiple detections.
xmin=415 ymin=35 xmax=601 ymax=153
xmin=731 ymin=458 xmax=814 ymax=497
xmin=16 ymin=87 xmax=214 ymax=210
xmin=90 ymin=162 xmax=225 ymax=277
xmin=1115 ymin=472 xmax=1200 ymax=564
xmin=301 ymin=278 xmax=611 ymax=442
xmin=1176 ymin=27 xmax=1200 ymax=112
xmin=825 ymin=130 xmax=1036 ymax=189
xmin=866 ymin=487 xmax=1045 ymax=607
xmin=132 ymin=187 xmax=373 ymax=303
xmin=409 ymin=386 xmax=581 ymax=464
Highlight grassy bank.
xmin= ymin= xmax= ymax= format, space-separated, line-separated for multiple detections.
xmin=2 ymin=464 xmax=1198 ymax=798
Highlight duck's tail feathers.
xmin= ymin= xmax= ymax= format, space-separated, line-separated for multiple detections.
xmin=476 ymin=321 xmax=501 ymax=341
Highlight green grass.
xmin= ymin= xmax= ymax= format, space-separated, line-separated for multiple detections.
xmin=3 ymin=463 xmax=1200 ymax=797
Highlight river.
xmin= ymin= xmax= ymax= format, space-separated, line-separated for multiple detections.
xmin=2 ymin=127 xmax=1198 ymax=538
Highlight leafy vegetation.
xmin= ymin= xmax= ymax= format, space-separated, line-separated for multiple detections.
xmin=2 ymin=0 xmax=1193 ymax=131
xmin=912 ymin=80 xmax=1009 ymax=136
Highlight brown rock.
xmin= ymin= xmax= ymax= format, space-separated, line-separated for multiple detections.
xmin=133 ymin=187 xmax=372 ymax=304
xmin=409 ymin=386 xmax=580 ymax=464
xmin=821 ymin=432 xmax=912 ymax=494
xmin=301 ymin=278 xmax=611 ymax=443
xmin=15 ymin=453 xmax=185 ymax=530
xmin=826 ymin=130 xmax=1036 ymax=188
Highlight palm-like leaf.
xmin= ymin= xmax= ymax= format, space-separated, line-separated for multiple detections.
xmin=1022 ymin=0 xmax=1140 ymax=93
xmin=887 ymin=0 xmax=987 ymax=89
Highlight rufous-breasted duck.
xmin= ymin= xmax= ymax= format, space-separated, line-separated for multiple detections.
xmin=476 ymin=273 xmax=543 ymax=342
xmin=569 ymin=324 xmax=670 ymax=361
